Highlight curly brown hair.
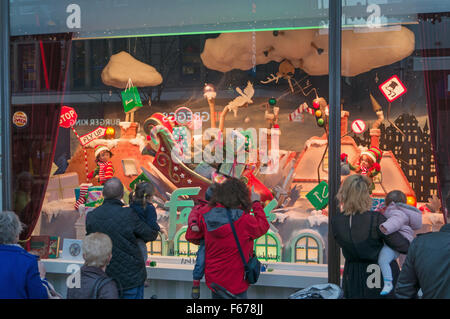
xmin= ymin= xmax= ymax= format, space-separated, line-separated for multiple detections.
xmin=209 ymin=178 xmax=251 ymax=211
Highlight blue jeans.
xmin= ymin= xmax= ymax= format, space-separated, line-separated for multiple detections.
xmin=121 ymin=285 xmax=144 ymax=299
xmin=378 ymin=244 xmax=400 ymax=281
xmin=193 ymin=240 xmax=205 ymax=281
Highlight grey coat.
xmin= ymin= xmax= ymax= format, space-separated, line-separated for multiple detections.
xmin=66 ymin=265 xmax=119 ymax=299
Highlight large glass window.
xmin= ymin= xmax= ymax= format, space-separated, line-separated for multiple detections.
xmin=7 ymin=1 xmax=448 ymax=267
xmin=339 ymin=7 xmax=448 ymax=233
xmin=174 ymin=227 xmax=198 ymax=257
xmin=291 ymin=232 xmax=324 ymax=264
xmin=254 ymin=231 xmax=282 ymax=262
xmin=146 ymin=233 xmax=167 ymax=256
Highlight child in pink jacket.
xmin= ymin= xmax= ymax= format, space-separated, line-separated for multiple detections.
xmin=378 ymin=190 xmax=422 ymax=295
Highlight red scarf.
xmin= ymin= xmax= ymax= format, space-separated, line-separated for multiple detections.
xmin=360 ymin=165 xmax=369 ymax=175
xmin=98 ymin=161 xmax=114 ymax=183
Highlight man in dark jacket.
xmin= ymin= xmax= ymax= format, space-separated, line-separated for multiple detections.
xmin=86 ymin=178 xmax=158 ymax=299
xmin=395 ymin=223 xmax=450 ymax=299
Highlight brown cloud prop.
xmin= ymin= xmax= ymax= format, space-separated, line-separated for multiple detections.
xmin=200 ymin=26 xmax=415 ymax=77
xmin=101 ymin=51 xmax=163 ymax=88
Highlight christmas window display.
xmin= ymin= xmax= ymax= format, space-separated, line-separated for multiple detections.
xmin=25 ymin=24 xmax=445 ymax=265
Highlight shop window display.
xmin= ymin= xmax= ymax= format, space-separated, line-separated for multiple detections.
xmin=146 ymin=233 xmax=168 ymax=257
xmin=295 ymin=237 xmax=320 ymax=264
xmin=253 ymin=231 xmax=282 ymax=263
xmin=291 ymin=232 xmax=325 ymax=264
xmin=174 ymin=227 xmax=198 ymax=258
xmin=9 ymin=6 xmax=448 ymax=267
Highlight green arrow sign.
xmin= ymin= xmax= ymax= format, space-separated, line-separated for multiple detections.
xmin=306 ymin=181 xmax=329 ymax=210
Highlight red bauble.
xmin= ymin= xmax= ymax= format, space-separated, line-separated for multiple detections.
xmin=313 ymin=100 xmax=320 ymax=109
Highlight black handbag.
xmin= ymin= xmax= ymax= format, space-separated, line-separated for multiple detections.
xmin=225 ymin=209 xmax=261 ymax=284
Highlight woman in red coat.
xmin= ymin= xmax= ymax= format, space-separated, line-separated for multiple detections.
xmin=186 ymin=178 xmax=269 ymax=299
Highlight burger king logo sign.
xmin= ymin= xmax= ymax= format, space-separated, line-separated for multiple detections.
xmin=13 ymin=111 xmax=28 ymax=128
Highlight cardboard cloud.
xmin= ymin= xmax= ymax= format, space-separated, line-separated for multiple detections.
xmin=101 ymin=51 xmax=163 ymax=88
xmin=201 ymin=27 xmax=415 ymax=77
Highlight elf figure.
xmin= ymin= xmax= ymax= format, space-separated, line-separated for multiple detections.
xmin=87 ymin=145 xmax=115 ymax=184
xmin=341 ymin=146 xmax=382 ymax=192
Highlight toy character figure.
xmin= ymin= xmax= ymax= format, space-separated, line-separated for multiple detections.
xmin=87 ymin=145 xmax=114 ymax=184
xmin=341 ymin=146 xmax=382 ymax=191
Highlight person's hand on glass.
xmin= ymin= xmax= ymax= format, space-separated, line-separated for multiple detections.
xmin=250 ymin=186 xmax=261 ymax=202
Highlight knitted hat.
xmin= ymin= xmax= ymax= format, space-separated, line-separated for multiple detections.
xmin=361 ymin=146 xmax=382 ymax=164
xmin=94 ymin=145 xmax=110 ymax=158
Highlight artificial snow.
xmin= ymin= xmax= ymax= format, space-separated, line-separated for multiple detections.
xmin=305 ymin=138 xmax=328 ymax=149
xmin=307 ymin=210 xmax=328 ymax=227
xmin=129 ymin=133 xmax=148 ymax=152
xmin=201 ymin=27 xmax=414 ymax=77
xmin=102 ymin=51 xmax=163 ymax=88
xmin=86 ymin=138 xmax=119 ymax=150
xmin=41 ymin=198 xmax=78 ymax=222
xmin=272 ymin=213 xmax=289 ymax=224
xmin=119 ymin=121 xmax=133 ymax=131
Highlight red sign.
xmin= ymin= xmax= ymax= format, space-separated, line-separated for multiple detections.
xmin=379 ymin=75 xmax=407 ymax=102
xmin=79 ymin=126 xmax=107 ymax=146
xmin=60 ymin=106 xmax=78 ymax=128
xmin=12 ymin=111 xmax=28 ymax=128
xmin=351 ymin=119 xmax=366 ymax=134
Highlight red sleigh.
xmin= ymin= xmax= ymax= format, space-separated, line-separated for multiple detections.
xmin=143 ymin=113 xmax=274 ymax=203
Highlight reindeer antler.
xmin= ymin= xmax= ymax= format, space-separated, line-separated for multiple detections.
xmin=261 ymin=74 xmax=281 ymax=84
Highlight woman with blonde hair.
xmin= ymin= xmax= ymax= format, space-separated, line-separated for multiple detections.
xmin=332 ymin=174 xmax=410 ymax=298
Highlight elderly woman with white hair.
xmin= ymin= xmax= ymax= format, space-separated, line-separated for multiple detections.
xmin=66 ymin=232 xmax=119 ymax=299
xmin=0 ymin=211 xmax=48 ymax=299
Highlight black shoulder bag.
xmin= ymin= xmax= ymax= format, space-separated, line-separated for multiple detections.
xmin=225 ymin=209 xmax=261 ymax=284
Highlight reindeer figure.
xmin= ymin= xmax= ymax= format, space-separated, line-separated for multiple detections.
xmin=261 ymin=59 xmax=296 ymax=92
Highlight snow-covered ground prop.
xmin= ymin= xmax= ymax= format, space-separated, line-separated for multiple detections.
xmin=201 ymin=27 xmax=414 ymax=77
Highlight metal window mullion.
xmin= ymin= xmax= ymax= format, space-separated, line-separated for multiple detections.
xmin=1 ymin=0 xmax=12 ymax=211
xmin=328 ymin=0 xmax=342 ymax=285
